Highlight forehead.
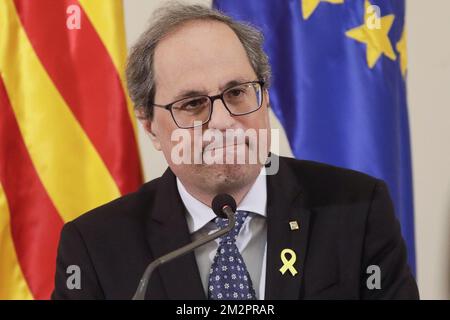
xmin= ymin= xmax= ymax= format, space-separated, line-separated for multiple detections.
xmin=153 ymin=20 xmax=256 ymax=97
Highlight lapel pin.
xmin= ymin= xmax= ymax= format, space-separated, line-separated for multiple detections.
xmin=279 ymin=248 xmax=298 ymax=276
xmin=289 ymin=220 xmax=299 ymax=230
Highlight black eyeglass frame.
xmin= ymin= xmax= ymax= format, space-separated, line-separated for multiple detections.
xmin=150 ymin=80 xmax=265 ymax=129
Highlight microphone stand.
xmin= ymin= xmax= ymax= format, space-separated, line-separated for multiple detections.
xmin=132 ymin=207 xmax=235 ymax=300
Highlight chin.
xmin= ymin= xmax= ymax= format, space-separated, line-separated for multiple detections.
xmin=199 ymin=163 xmax=261 ymax=193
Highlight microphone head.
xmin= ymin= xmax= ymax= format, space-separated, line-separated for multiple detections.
xmin=211 ymin=194 xmax=237 ymax=218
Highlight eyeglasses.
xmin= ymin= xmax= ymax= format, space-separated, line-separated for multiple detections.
xmin=151 ymin=80 xmax=265 ymax=129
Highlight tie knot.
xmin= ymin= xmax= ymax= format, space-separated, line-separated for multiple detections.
xmin=215 ymin=210 xmax=248 ymax=244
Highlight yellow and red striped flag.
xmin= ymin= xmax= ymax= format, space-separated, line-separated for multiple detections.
xmin=0 ymin=0 xmax=142 ymax=299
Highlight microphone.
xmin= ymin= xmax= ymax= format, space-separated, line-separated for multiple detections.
xmin=211 ymin=193 xmax=237 ymax=219
xmin=132 ymin=193 xmax=237 ymax=300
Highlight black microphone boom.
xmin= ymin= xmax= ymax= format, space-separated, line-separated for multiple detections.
xmin=132 ymin=193 xmax=237 ymax=300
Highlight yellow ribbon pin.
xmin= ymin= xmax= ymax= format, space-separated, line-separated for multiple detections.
xmin=279 ymin=249 xmax=298 ymax=276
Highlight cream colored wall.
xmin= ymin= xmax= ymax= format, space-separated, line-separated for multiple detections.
xmin=123 ymin=0 xmax=450 ymax=299
xmin=407 ymin=0 xmax=450 ymax=300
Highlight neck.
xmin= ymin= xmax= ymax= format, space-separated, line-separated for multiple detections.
xmin=178 ymin=171 xmax=261 ymax=208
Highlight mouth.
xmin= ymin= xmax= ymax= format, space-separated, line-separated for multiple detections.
xmin=203 ymin=138 xmax=249 ymax=153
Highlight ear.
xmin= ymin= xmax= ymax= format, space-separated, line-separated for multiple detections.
xmin=136 ymin=108 xmax=162 ymax=151
xmin=263 ymin=90 xmax=271 ymax=128
xmin=264 ymin=89 xmax=270 ymax=108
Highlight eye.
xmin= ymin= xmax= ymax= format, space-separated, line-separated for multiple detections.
xmin=226 ymin=87 xmax=248 ymax=100
xmin=179 ymin=97 xmax=207 ymax=110
xmin=229 ymin=89 xmax=244 ymax=96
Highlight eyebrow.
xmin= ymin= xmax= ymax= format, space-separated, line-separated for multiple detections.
xmin=172 ymin=77 xmax=252 ymax=101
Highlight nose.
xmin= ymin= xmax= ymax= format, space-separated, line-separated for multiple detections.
xmin=207 ymin=97 xmax=236 ymax=130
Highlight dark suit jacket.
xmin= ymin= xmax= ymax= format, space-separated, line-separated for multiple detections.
xmin=52 ymin=156 xmax=419 ymax=300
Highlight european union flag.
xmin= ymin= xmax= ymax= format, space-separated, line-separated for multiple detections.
xmin=213 ymin=0 xmax=416 ymax=274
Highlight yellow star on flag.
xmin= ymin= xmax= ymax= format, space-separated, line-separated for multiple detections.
xmin=396 ymin=28 xmax=407 ymax=78
xmin=345 ymin=0 xmax=397 ymax=68
xmin=301 ymin=0 xmax=344 ymax=20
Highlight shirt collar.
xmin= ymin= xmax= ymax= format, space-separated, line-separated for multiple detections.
xmin=177 ymin=167 xmax=267 ymax=234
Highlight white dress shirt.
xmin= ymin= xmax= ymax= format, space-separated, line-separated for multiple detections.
xmin=176 ymin=168 xmax=267 ymax=299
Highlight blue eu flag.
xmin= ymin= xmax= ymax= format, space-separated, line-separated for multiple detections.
xmin=213 ymin=0 xmax=416 ymax=274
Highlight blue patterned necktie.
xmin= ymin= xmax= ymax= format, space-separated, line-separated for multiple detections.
xmin=208 ymin=210 xmax=257 ymax=300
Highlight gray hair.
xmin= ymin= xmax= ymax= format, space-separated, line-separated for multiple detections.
xmin=126 ymin=2 xmax=271 ymax=120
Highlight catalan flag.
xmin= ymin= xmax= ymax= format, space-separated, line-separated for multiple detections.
xmin=214 ymin=0 xmax=416 ymax=274
xmin=0 ymin=0 xmax=142 ymax=299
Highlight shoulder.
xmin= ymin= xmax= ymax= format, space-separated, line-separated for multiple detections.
xmin=65 ymin=175 xmax=163 ymax=237
xmin=278 ymin=156 xmax=382 ymax=206
xmin=53 ymin=176 xmax=168 ymax=299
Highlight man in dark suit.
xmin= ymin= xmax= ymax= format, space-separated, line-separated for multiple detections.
xmin=52 ymin=3 xmax=418 ymax=300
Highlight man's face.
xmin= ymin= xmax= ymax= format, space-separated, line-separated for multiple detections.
xmin=147 ymin=20 xmax=271 ymax=200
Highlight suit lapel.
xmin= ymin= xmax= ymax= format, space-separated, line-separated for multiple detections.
xmin=146 ymin=168 xmax=205 ymax=299
xmin=264 ymin=157 xmax=311 ymax=300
